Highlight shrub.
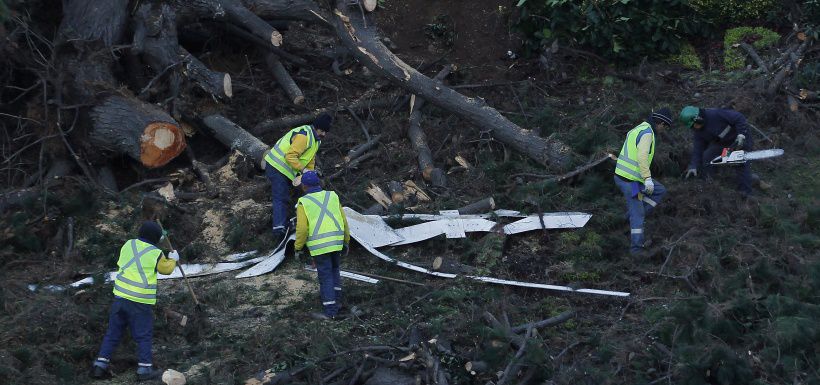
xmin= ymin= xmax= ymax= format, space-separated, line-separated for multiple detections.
xmin=723 ymin=27 xmax=780 ymax=70
xmin=691 ymin=0 xmax=778 ymax=23
xmin=668 ymin=43 xmax=703 ymax=70
xmin=515 ymin=0 xmax=713 ymax=63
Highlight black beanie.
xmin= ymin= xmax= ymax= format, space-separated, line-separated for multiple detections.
xmin=138 ymin=221 xmax=162 ymax=245
xmin=651 ymin=107 xmax=673 ymax=126
xmin=313 ymin=113 xmax=333 ymax=131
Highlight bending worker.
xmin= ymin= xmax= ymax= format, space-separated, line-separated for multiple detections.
xmin=613 ymin=108 xmax=673 ymax=256
xmin=264 ymin=114 xmax=333 ymax=244
xmin=91 ymin=221 xmax=179 ymax=381
xmin=293 ymin=171 xmax=350 ymax=320
xmin=679 ymin=106 xmax=753 ymax=196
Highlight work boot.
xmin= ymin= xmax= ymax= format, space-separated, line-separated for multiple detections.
xmin=90 ymin=365 xmax=112 ymax=379
xmin=136 ymin=366 xmax=163 ymax=381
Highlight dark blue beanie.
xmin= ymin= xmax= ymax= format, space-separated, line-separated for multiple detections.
xmin=138 ymin=221 xmax=162 ymax=245
xmin=313 ymin=114 xmax=333 ymax=131
xmin=301 ymin=170 xmax=321 ymax=188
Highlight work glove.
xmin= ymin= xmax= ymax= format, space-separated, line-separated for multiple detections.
xmin=643 ymin=178 xmax=655 ymax=195
xmin=168 ymin=250 xmax=180 ymax=261
xmin=733 ymin=134 xmax=746 ymax=148
xmin=685 ymin=168 xmax=698 ymax=179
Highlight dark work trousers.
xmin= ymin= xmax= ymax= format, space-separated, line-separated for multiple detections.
xmin=265 ymin=163 xmax=293 ymax=235
xmin=613 ymin=175 xmax=667 ymax=254
xmin=314 ymin=251 xmax=342 ymax=317
xmin=95 ymin=296 xmax=154 ymax=369
xmin=699 ymin=138 xmax=753 ymax=194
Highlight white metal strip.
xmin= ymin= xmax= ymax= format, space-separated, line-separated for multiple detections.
xmin=343 ymin=207 xmax=405 ymax=247
xmin=502 ymin=213 xmax=592 ymax=234
xmin=235 ymin=233 xmax=296 ymax=278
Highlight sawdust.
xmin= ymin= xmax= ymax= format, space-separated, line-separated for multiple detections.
xmin=244 ymin=267 xmax=318 ymax=309
xmin=200 ymin=209 xmax=229 ymax=254
xmin=212 ymin=151 xmax=242 ymax=186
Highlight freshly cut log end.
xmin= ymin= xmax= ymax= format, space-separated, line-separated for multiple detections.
xmin=271 ymin=30 xmax=283 ymax=46
xmin=432 ymin=257 xmax=477 ymax=274
xmin=465 ymin=361 xmax=488 ymax=375
xmin=224 ymin=74 xmax=233 ymax=98
xmin=458 ymin=197 xmax=496 ymax=215
xmin=293 ymin=95 xmax=306 ymax=105
xmin=141 ymin=122 xmax=187 ymax=168
xmin=89 ymin=95 xmax=185 ymax=168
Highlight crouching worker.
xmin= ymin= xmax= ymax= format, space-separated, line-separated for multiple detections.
xmin=91 ymin=221 xmax=179 ymax=381
xmin=293 ymin=171 xmax=350 ymax=320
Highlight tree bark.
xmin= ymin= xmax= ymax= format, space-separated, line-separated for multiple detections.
xmin=432 ymin=257 xmax=476 ymax=275
xmin=201 ymin=114 xmax=270 ymax=166
xmin=134 ymin=3 xmax=232 ymax=100
xmin=330 ymin=2 xmax=572 ymax=169
xmin=172 ymin=0 xmax=283 ymax=46
xmin=457 ymin=197 xmax=495 ymax=214
xmin=266 ymin=54 xmax=305 ymax=104
xmin=88 ymin=96 xmax=186 ymax=168
xmin=408 ymin=65 xmax=451 ymax=188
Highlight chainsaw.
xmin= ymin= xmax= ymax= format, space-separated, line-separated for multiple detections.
xmin=710 ymin=148 xmax=784 ymax=165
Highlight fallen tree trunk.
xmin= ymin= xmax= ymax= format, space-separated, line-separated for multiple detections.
xmin=266 ymin=54 xmax=305 ymax=104
xmin=330 ymin=2 xmax=572 ymax=169
xmin=408 ymin=65 xmax=451 ymax=187
xmin=134 ymin=3 xmax=232 ymax=100
xmin=201 ymin=114 xmax=269 ymax=166
xmin=173 ymin=0 xmax=283 ymax=46
xmin=457 ymin=197 xmax=495 ymax=215
xmin=176 ymin=0 xmax=325 ymax=24
xmin=89 ymin=96 xmax=186 ymax=168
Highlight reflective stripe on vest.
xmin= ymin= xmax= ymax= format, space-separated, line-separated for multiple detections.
xmin=614 ymin=122 xmax=655 ymax=182
xmin=264 ymin=126 xmax=319 ymax=181
xmin=299 ymin=191 xmax=345 ymax=256
xmin=112 ymin=239 xmax=161 ymax=305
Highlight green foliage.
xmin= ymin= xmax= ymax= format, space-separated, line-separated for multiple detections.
xmin=515 ymin=0 xmax=713 ymax=63
xmin=723 ymin=27 xmax=780 ymax=70
xmin=691 ymin=0 xmax=777 ymax=23
xmin=668 ymin=43 xmax=703 ymax=70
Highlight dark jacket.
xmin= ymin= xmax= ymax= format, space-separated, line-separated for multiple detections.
xmin=689 ymin=108 xmax=750 ymax=168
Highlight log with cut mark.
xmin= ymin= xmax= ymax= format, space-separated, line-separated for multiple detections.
xmin=408 ymin=65 xmax=451 ymax=187
xmin=266 ymin=54 xmax=305 ymax=105
xmin=89 ymin=96 xmax=186 ymax=168
xmin=457 ymin=197 xmax=495 ymax=215
xmin=464 ymin=361 xmax=488 ymax=375
xmin=387 ymin=180 xmax=405 ymax=204
xmin=432 ymin=257 xmax=476 ymax=275
xmin=201 ymin=114 xmax=269 ymax=165
xmin=330 ymin=2 xmax=573 ymax=169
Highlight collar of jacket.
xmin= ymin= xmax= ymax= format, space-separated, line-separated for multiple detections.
xmin=305 ymin=186 xmax=323 ymax=194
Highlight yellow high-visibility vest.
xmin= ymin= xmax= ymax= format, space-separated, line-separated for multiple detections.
xmin=614 ymin=122 xmax=654 ymax=182
xmin=112 ymin=239 xmax=162 ymax=305
xmin=298 ymin=190 xmax=345 ymax=256
xmin=264 ymin=126 xmax=319 ymax=181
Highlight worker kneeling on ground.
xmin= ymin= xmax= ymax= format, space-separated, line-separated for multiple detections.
xmin=293 ymin=171 xmax=350 ymax=320
xmin=613 ymin=107 xmax=673 ymax=256
xmin=91 ymin=221 xmax=179 ymax=381
xmin=679 ymin=106 xmax=755 ymax=196
xmin=264 ymin=114 xmax=333 ymax=245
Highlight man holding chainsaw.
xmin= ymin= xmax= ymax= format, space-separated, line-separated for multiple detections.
xmin=263 ymin=114 xmax=333 ymax=245
xmin=614 ymin=108 xmax=673 ymax=256
xmin=91 ymin=221 xmax=178 ymax=381
xmin=679 ymin=106 xmax=753 ymax=196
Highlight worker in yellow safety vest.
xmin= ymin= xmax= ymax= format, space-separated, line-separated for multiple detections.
xmin=613 ymin=107 xmax=673 ymax=257
xmin=91 ymin=221 xmax=179 ymax=381
xmin=293 ymin=170 xmax=350 ymax=320
xmin=263 ymin=114 xmax=333 ymax=245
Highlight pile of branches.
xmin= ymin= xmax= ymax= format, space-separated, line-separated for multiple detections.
xmin=246 ymin=310 xmax=575 ymax=385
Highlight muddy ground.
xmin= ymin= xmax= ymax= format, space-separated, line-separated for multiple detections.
xmin=1 ymin=1 xmax=818 ymax=385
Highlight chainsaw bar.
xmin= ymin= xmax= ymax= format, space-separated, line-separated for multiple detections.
xmin=744 ymin=149 xmax=784 ymax=160
xmin=711 ymin=149 xmax=784 ymax=165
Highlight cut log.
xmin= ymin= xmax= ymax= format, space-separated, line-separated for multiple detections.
xmin=134 ymin=3 xmax=232 ymax=99
xmin=510 ymin=310 xmax=575 ymax=333
xmin=330 ymin=2 xmax=572 ymax=169
xmin=735 ymin=42 xmax=768 ymax=72
xmin=252 ymin=97 xmax=395 ymax=135
xmin=89 ymin=96 xmax=186 ymax=168
xmin=366 ymin=183 xmax=392 ymax=209
xmin=432 ymin=257 xmax=476 ymax=275
xmin=457 ymin=197 xmax=495 ymax=215
xmin=266 ymin=54 xmax=305 ymax=105
xmin=464 ymin=361 xmax=488 ymax=375
xmin=387 ymin=181 xmax=405 ymax=204
xmin=799 ymin=89 xmax=819 ymax=101
xmin=408 ymin=65 xmax=451 ymax=187
xmin=174 ymin=0 xmax=282 ymax=46
xmin=767 ymin=38 xmax=811 ymax=96
xmin=787 ymin=95 xmax=800 ymax=112
xmin=361 ymin=0 xmax=378 ymax=12
xmin=175 ymin=0 xmax=324 ymax=24
xmin=200 ymin=114 xmax=269 ymax=166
